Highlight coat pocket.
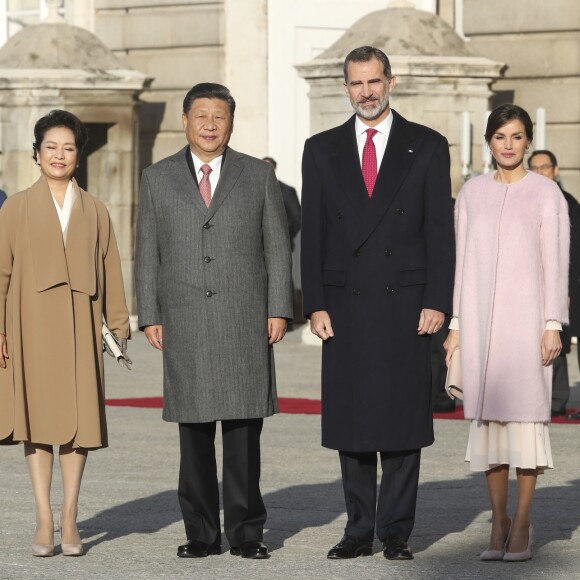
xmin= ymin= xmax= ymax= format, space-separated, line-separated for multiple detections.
xmin=397 ymin=267 xmax=426 ymax=287
xmin=322 ymin=269 xmax=346 ymax=286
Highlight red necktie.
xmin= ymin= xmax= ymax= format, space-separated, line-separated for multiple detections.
xmin=199 ymin=164 xmax=212 ymax=207
xmin=362 ymin=128 xmax=378 ymax=197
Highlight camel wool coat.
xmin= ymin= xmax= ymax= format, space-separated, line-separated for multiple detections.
xmin=0 ymin=176 xmax=130 ymax=448
xmin=453 ymin=171 xmax=569 ymax=423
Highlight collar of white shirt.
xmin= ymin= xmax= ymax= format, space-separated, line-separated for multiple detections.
xmin=354 ymin=111 xmax=394 ymax=166
xmin=191 ymin=152 xmax=223 ymax=182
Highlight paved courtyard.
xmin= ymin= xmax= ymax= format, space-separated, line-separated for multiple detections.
xmin=1 ymin=327 xmax=579 ymax=579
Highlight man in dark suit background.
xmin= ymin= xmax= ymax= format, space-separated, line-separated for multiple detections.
xmin=300 ymin=46 xmax=455 ymax=561
xmin=529 ymin=149 xmax=579 ymax=419
xmin=263 ymin=156 xmax=301 ymax=324
xmin=135 ymin=83 xmax=293 ymax=560
xmin=262 ymin=157 xmax=301 ymax=252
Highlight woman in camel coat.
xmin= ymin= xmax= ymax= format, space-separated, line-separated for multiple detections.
xmin=445 ymin=104 xmax=569 ymax=562
xmin=0 ymin=110 xmax=130 ymax=557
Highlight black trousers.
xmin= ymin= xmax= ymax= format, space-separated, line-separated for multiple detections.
xmin=178 ymin=419 xmax=266 ymax=546
xmin=339 ymin=449 xmax=421 ymax=542
xmin=552 ymin=355 xmax=570 ymax=414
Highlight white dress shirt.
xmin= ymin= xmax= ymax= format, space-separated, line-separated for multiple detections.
xmin=355 ymin=110 xmax=394 ymax=169
xmin=51 ymin=180 xmax=76 ymax=241
xmin=191 ymin=151 xmax=223 ymax=198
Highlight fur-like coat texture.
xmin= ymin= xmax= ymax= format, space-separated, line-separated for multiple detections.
xmin=453 ymin=171 xmax=569 ymax=422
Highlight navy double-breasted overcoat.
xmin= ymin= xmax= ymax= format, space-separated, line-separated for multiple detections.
xmin=301 ymin=111 xmax=455 ymax=452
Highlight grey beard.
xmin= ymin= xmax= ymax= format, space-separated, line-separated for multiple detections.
xmin=353 ymin=97 xmax=389 ymax=120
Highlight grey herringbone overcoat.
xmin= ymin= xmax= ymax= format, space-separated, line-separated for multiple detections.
xmin=135 ymin=146 xmax=293 ymax=423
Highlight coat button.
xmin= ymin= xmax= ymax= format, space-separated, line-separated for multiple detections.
xmin=205 ymin=291 xmax=214 ymax=297
xmin=395 ymin=208 xmax=404 ymax=215
xmin=204 ymin=256 xmax=212 ymax=263
xmin=337 ymin=212 xmax=343 ymax=220
xmin=385 ymin=248 xmax=392 ymax=256
xmin=353 ymin=288 xmax=361 ymax=295
xmin=355 ymin=250 xmax=362 ymax=257
xmin=386 ymin=286 xmax=394 ymax=294
xmin=203 ymin=223 xmax=212 ymax=230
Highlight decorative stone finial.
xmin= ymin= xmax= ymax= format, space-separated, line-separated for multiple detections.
xmin=45 ymin=0 xmax=65 ymax=23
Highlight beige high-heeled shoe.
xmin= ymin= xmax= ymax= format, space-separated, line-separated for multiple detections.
xmin=32 ymin=524 xmax=54 ymax=557
xmin=32 ymin=542 xmax=55 ymax=557
xmin=503 ymin=524 xmax=533 ymax=562
xmin=59 ymin=516 xmax=84 ymax=557
xmin=480 ymin=518 xmax=512 ymax=561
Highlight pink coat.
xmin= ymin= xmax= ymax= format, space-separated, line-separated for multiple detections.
xmin=453 ymin=171 xmax=569 ymax=422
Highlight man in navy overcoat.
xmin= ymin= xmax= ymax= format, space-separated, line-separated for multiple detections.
xmin=300 ymin=46 xmax=455 ymax=561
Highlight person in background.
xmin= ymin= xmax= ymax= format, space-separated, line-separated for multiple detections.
xmin=445 ymin=105 xmax=569 ymax=562
xmin=263 ymin=156 xmax=301 ymax=326
xmin=262 ymin=157 xmax=301 ymax=253
xmin=0 ymin=110 xmax=130 ymax=558
xmin=528 ymin=149 xmax=579 ymax=419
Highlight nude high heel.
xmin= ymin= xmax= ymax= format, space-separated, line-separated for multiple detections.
xmin=32 ymin=525 xmax=54 ymax=557
xmin=32 ymin=542 xmax=55 ymax=557
xmin=59 ymin=515 xmax=84 ymax=557
xmin=480 ymin=518 xmax=511 ymax=561
xmin=503 ymin=524 xmax=533 ymax=562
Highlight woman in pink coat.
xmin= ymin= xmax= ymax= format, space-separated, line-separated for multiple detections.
xmin=444 ymin=104 xmax=569 ymax=562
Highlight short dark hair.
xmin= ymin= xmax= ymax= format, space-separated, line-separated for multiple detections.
xmin=343 ymin=46 xmax=391 ymax=81
xmin=183 ymin=83 xmax=236 ymax=117
xmin=32 ymin=109 xmax=88 ymax=162
xmin=262 ymin=156 xmax=277 ymax=169
xmin=528 ymin=149 xmax=558 ymax=168
xmin=484 ymin=104 xmax=533 ymax=144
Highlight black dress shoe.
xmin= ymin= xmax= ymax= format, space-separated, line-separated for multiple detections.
xmin=177 ymin=540 xmax=221 ymax=558
xmin=229 ymin=540 xmax=269 ymax=559
xmin=551 ymin=409 xmax=566 ymax=417
xmin=327 ymin=535 xmax=373 ymax=559
xmin=567 ymin=410 xmax=580 ymax=420
xmin=382 ymin=534 xmax=413 ymax=560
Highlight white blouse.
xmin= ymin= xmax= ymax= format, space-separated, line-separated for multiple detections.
xmin=51 ymin=180 xmax=76 ymax=239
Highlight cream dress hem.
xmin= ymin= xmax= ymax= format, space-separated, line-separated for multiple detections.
xmin=465 ymin=420 xmax=553 ymax=473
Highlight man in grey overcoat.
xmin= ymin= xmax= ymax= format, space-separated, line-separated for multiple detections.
xmin=135 ymin=83 xmax=293 ymax=560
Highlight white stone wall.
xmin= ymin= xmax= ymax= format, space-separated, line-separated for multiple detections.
xmin=464 ymin=0 xmax=580 ymax=195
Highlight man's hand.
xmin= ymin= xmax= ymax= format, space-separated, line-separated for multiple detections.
xmin=268 ymin=317 xmax=287 ymax=344
xmin=310 ymin=310 xmax=334 ymax=341
xmin=0 ymin=334 xmax=8 ymax=368
xmin=417 ymin=309 xmax=445 ymax=335
xmin=541 ymin=329 xmax=561 ymax=366
xmin=443 ymin=329 xmax=459 ymax=366
xmin=144 ymin=325 xmax=163 ymax=351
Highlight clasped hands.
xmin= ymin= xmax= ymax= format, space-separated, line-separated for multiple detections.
xmin=310 ymin=308 xmax=445 ymax=341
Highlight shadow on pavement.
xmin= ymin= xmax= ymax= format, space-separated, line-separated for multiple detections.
xmin=77 ymin=475 xmax=580 ymax=555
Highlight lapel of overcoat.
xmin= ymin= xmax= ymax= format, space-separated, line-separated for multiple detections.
xmin=205 ymin=147 xmax=243 ymax=222
xmin=334 ymin=116 xmax=370 ymax=221
xmin=174 ymin=146 xmax=209 ymax=214
xmin=352 ymin=110 xmax=424 ymax=252
xmin=175 ymin=146 xmax=243 ymax=218
xmin=27 ymin=176 xmax=97 ymax=295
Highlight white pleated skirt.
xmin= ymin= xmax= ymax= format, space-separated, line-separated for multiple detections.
xmin=465 ymin=420 xmax=554 ymax=473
